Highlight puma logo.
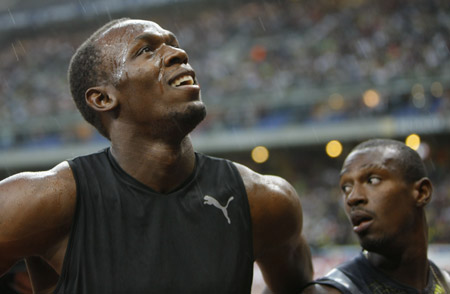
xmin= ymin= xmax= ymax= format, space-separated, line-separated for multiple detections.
xmin=203 ymin=195 xmax=234 ymax=224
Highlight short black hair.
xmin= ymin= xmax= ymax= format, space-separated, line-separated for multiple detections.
xmin=68 ymin=18 xmax=130 ymax=139
xmin=350 ymin=138 xmax=427 ymax=183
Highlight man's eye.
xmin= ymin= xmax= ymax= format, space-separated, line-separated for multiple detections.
xmin=342 ymin=185 xmax=352 ymax=194
xmin=368 ymin=177 xmax=381 ymax=185
xmin=138 ymin=47 xmax=152 ymax=55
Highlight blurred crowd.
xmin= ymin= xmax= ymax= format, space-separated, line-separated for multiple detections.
xmin=0 ymin=0 xmax=449 ymax=247
xmin=1 ymin=0 xmax=450 ymax=148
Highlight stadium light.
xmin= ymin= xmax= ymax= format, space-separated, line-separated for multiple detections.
xmin=405 ymin=133 xmax=421 ymax=150
xmin=431 ymin=82 xmax=443 ymax=97
xmin=325 ymin=140 xmax=343 ymax=158
xmin=251 ymin=146 xmax=269 ymax=164
xmin=362 ymin=89 xmax=380 ymax=108
xmin=328 ymin=93 xmax=344 ymax=110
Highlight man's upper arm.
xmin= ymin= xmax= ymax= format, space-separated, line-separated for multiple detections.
xmin=234 ymin=162 xmax=313 ymax=293
xmin=0 ymin=161 xmax=76 ymax=276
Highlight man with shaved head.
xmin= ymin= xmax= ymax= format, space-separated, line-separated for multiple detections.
xmin=302 ymin=138 xmax=450 ymax=293
xmin=0 ymin=18 xmax=312 ymax=293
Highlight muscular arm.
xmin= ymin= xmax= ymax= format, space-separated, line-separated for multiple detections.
xmin=0 ymin=162 xmax=76 ymax=292
xmin=234 ymin=163 xmax=313 ymax=293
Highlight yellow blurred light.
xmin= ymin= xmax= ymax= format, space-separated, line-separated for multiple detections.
xmin=328 ymin=93 xmax=344 ymax=110
xmin=251 ymin=146 xmax=269 ymax=163
xmin=363 ymin=89 xmax=380 ymax=108
xmin=411 ymin=83 xmax=426 ymax=108
xmin=411 ymin=84 xmax=424 ymax=95
xmin=326 ymin=140 xmax=343 ymax=158
xmin=405 ymin=134 xmax=421 ymax=150
xmin=412 ymin=94 xmax=426 ymax=108
xmin=431 ymin=82 xmax=443 ymax=97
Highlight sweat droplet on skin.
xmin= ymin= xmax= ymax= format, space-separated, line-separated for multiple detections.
xmin=115 ymin=51 xmax=127 ymax=82
xmin=157 ymin=57 xmax=164 ymax=93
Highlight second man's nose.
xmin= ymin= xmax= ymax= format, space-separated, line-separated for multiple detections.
xmin=346 ymin=186 xmax=368 ymax=207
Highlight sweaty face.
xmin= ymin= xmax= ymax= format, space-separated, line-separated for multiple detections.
xmin=339 ymin=147 xmax=418 ymax=253
xmin=98 ymin=19 xmax=206 ymax=137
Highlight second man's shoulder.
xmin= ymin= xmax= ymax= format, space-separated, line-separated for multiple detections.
xmin=301 ymin=284 xmax=343 ymax=294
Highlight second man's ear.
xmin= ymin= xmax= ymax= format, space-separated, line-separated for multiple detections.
xmin=414 ymin=177 xmax=433 ymax=207
xmin=85 ymin=86 xmax=119 ymax=112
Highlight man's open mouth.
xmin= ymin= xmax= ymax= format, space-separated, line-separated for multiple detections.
xmin=350 ymin=211 xmax=373 ymax=233
xmin=170 ymin=75 xmax=194 ymax=87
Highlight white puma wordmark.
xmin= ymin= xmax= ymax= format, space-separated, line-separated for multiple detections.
xmin=203 ymin=195 xmax=234 ymax=224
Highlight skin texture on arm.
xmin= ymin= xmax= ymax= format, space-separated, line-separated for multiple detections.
xmin=234 ymin=162 xmax=313 ymax=293
xmin=0 ymin=162 xmax=76 ymax=293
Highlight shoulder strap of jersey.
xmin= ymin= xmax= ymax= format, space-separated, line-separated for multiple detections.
xmin=433 ymin=265 xmax=450 ymax=291
xmin=325 ymin=268 xmax=361 ymax=294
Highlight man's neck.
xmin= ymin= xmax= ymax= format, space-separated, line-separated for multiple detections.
xmin=110 ymin=134 xmax=196 ymax=194
xmin=366 ymin=243 xmax=429 ymax=289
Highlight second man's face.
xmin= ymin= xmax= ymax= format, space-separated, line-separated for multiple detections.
xmin=339 ymin=147 xmax=418 ymax=253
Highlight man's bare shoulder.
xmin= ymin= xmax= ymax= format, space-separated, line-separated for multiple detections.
xmin=301 ymin=284 xmax=343 ymax=294
xmin=0 ymin=161 xmax=76 ymax=272
xmin=233 ymin=162 xmax=313 ymax=291
xmin=0 ymin=161 xmax=76 ymax=212
xmin=233 ymin=162 xmax=300 ymax=208
xmin=233 ymin=162 xmax=303 ymax=249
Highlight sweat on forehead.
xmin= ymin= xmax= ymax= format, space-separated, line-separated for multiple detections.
xmin=349 ymin=145 xmax=400 ymax=161
xmin=90 ymin=19 xmax=170 ymax=84
xmin=344 ymin=139 xmax=427 ymax=182
xmin=95 ymin=19 xmax=168 ymax=44
xmin=342 ymin=146 xmax=401 ymax=173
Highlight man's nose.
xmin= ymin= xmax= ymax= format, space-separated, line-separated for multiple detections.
xmin=346 ymin=185 xmax=367 ymax=207
xmin=162 ymin=45 xmax=188 ymax=67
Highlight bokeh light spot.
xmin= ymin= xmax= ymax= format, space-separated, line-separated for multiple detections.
xmin=326 ymin=140 xmax=343 ymax=158
xmin=251 ymin=146 xmax=269 ymax=163
xmin=405 ymin=134 xmax=421 ymax=150
xmin=328 ymin=93 xmax=344 ymax=110
xmin=363 ymin=89 xmax=380 ymax=108
xmin=431 ymin=82 xmax=443 ymax=97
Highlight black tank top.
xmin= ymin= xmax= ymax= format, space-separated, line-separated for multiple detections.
xmin=54 ymin=149 xmax=254 ymax=294
xmin=309 ymin=252 xmax=449 ymax=293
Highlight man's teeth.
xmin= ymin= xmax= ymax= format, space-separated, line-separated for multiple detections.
xmin=171 ymin=75 xmax=194 ymax=87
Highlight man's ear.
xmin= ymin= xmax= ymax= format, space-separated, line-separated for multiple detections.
xmin=413 ymin=177 xmax=432 ymax=207
xmin=85 ymin=86 xmax=118 ymax=112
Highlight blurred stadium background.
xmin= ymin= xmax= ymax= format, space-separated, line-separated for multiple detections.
xmin=1 ymin=0 xmax=449 ymax=292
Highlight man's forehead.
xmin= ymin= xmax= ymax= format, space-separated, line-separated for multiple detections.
xmin=97 ymin=19 xmax=170 ymax=43
xmin=112 ymin=19 xmax=166 ymax=33
xmin=341 ymin=146 xmax=400 ymax=175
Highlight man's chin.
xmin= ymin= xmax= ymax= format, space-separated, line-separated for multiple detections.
xmin=187 ymin=102 xmax=207 ymax=126
xmin=360 ymin=236 xmax=389 ymax=254
xmin=172 ymin=103 xmax=207 ymax=135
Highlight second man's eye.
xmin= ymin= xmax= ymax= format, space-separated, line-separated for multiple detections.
xmin=342 ymin=184 xmax=352 ymax=195
xmin=368 ymin=177 xmax=381 ymax=185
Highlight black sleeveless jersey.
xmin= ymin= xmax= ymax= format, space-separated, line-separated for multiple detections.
xmin=309 ymin=252 xmax=450 ymax=293
xmin=54 ymin=149 xmax=254 ymax=294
